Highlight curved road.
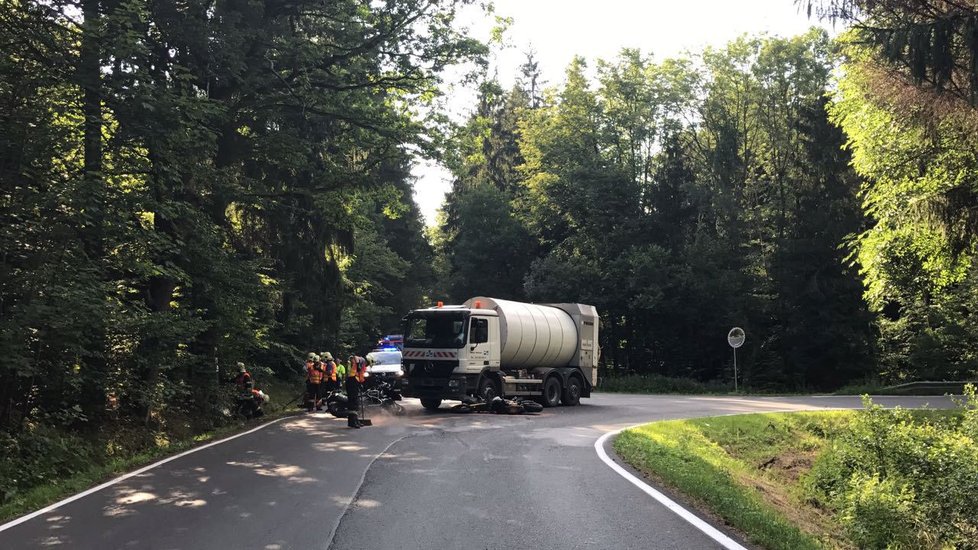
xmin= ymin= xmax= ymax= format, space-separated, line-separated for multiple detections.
xmin=0 ymin=394 xmax=952 ymax=549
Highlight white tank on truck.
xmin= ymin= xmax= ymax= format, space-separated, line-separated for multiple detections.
xmin=399 ymin=297 xmax=599 ymax=410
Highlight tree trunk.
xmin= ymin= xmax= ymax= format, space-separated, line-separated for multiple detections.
xmin=78 ymin=0 xmax=109 ymax=423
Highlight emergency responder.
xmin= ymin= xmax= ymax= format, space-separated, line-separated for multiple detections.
xmin=234 ymin=362 xmax=254 ymax=393
xmin=320 ymin=352 xmax=339 ymax=393
xmin=345 ymin=354 xmax=368 ymax=428
xmin=334 ymin=357 xmax=347 ymax=384
xmin=305 ymin=352 xmax=325 ymax=412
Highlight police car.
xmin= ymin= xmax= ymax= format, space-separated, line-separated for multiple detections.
xmin=365 ymin=347 xmax=403 ymax=382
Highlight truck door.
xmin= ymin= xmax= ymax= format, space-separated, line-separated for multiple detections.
xmin=467 ymin=317 xmax=491 ymax=372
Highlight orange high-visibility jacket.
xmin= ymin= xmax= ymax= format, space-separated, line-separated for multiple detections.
xmin=350 ymin=356 xmax=367 ymax=383
xmin=323 ymin=360 xmax=337 ymax=382
xmin=306 ymin=362 xmax=325 ymax=384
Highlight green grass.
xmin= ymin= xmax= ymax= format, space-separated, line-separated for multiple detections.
xmin=614 ymin=409 xmax=966 ymax=549
xmin=614 ymin=411 xmax=860 ymax=550
xmin=0 ymin=376 xmax=304 ymax=523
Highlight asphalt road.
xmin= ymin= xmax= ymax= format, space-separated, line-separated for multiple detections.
xmin=0 ymin=393 xmax=954 ymax=550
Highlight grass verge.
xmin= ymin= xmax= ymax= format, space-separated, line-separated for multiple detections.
xmin=0 ymin=376 xmax=304 ymax=524
xmin=614 ymin=412 xmax=860 ymax=549
xmin=613 ymin=408 xmax=967 ymax=549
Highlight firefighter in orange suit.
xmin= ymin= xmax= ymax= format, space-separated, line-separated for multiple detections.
xmin=320 ymin=352 xmax=339 ymax=393
xmin=305 ymin=353 xmax=325 ymax=412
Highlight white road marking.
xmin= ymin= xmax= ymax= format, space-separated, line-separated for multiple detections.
xmin=594 ymin=426 xmax=749 ymax=550
xmin=0 ymin=417 xmax=290 ymax=533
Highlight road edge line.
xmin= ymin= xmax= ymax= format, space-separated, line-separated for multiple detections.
xmin=325 ymin=434 xmax=410 ymax=549
xmin=0 ymin=416 xmax=291 ymax=533
xmin=594 ymin=426 xmax=748 ymax=550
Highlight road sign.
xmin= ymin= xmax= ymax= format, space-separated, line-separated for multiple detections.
xmin=727 ymin=327 xmax=745 ymax=348
xmin=727 ymin=327 xmax=745 ymax=392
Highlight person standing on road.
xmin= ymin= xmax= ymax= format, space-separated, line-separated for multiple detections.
xmin=305 ymin=353 xmax=325 ymax=412
xmin=345 ymin=355 xmax=367 ymax=428
xmin=320 ymin=352 xmax=339 ymax=394
xmin=334 ymin=357 xmax=347 ymax=385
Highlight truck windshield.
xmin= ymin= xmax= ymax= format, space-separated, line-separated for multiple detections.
xmin=403 ymin=312 xmax=468 ymax=349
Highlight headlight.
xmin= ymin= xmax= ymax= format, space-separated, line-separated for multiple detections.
xmin=448 ymin=379 xmax=461 ymax=388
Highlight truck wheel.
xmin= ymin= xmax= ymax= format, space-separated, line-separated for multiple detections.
xmin=562 ymin=376 xmax=582 ymax=406
xmin=541 ymin=376 xmax=562 ymax=408
xmin=420 ymin=398 xmax=442 ymax=411
xmin=478 ymin=376 xmax=500 ymax=402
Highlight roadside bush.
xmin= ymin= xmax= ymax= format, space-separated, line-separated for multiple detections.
xmin=0 ymin=425 xmax=97 ymax=506
xmin=806 ymin=387 xmax=978 ymax=549
xmin=838 ymin=473 xmax=916 ymax=549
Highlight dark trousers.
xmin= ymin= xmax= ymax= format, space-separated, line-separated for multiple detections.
xmin=345 ymin=377 xmax=361 ymax=410
xmin=345 ymin=377 xmax=362 ymax=427
xmin=306 ymin=381 xmax=322 ymax=411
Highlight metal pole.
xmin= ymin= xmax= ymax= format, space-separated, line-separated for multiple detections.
xmin=733 ymin=348 xmax=738 ymax=392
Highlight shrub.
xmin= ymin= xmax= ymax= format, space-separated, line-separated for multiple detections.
xmin=0 ymin=425 xmax=97 ymax=506
xmin=838 ymin=473 xmax=916 ymax=549
xmin=806 ymin=388 xmax=978 ymax=549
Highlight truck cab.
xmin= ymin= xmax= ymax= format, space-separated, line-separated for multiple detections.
xmin=399 ymin=305 xmax=500 ymax=407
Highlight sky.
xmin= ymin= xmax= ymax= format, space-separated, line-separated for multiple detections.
xmin=412 ymin=0 xmax=834 ymax=226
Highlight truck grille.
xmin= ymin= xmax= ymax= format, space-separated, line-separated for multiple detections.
xmin=404 ymin=360 xmax=457 ymax=379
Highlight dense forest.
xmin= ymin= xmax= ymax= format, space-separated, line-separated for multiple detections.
xmin=437 ymin=2 xmax=978 ymax=391
xmin=0 ymin=0 xmax=480 ymax=442
xmin=3 ymin=0 xmax=978 ymax=497
xmin=437 ymin=30 xmax=875 ymax=390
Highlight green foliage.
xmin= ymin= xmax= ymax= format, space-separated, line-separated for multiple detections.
xmin=806 ymin=392 xmax=978 ymax=548
xmin=437 ymin=30 xmax=875 ymax=390
xmin=0 ymin=426 xmax=96 ymax=505
xmin=0 ymin=0 xmax=484 ymax=501
xmin=828 ymin=29 xmax=978 ymax=383
xmin=442 ymin=185 xmax=535 ymax=301
xmin=617 ymin=407 xmax=976 ymax=549
xmin=615 ymin=417 xmax=825 ymax=550
xmin=837 ymin=474 xmax=916 ymax=550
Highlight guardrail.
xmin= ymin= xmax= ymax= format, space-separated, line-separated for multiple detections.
xmin=880 ymin=381 xmax=977 ymax=395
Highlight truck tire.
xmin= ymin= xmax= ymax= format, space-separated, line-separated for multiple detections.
xmin=541 ymin=376 xmax=562 ymax=408
xmin=478 ymin=376 xmax=500 ymax=402
xmin=561 ymin=376 xmax=582 ymax=406
xmin=420 ymin=398 xmax=442 ymax=411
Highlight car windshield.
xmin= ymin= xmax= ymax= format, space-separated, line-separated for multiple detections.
xmin=367 ymin=351 xmax=401 ymax=365
xmin=403 ymin=312 xmax=468 ymax=349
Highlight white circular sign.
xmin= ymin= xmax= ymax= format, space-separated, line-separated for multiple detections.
xmin=727 ymin=327 xmax=745 ymax=349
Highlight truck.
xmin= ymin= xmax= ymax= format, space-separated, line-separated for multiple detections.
xmin=399 ymin=297 xmax=599 ymax=410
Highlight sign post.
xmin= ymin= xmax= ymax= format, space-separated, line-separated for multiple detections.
xmin=727 ymin=327 xmax=745 ymax=391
